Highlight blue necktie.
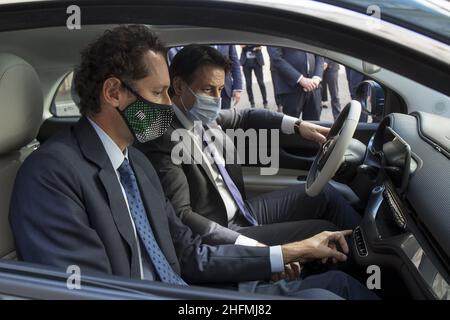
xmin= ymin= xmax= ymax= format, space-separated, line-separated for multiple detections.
xmin=118 ymin=159 xmax=187 ymax=285
xmin=202 ymin=129 xmax=258 ymax=226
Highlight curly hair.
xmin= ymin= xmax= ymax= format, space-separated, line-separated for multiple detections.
xmin=73 ymin=25 xmax=166 ymax=116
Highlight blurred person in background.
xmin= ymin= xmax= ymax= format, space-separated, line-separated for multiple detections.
xmin=240 ymin=45 xmax=268 ymax=108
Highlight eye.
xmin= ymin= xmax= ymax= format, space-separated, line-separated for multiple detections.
xmin=153 ymin=91 xmax=163 ymax=96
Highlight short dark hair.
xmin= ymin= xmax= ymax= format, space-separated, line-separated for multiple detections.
xmin=73 ymin=25 xmax=166 ymax=116
xmin=168 ymin=45 xmax=231 ymax=97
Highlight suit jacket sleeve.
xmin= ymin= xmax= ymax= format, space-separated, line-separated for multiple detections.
xmin=229 ymin=45 xmax=243 ymax=91
xmin=141 ymin=134 xmax=242 ymax=245
xmin=9 ymin=151 xmax=113 ymax=276
xmin=314 ymin=55 xmax=325 ymax=79
xmin=164 ymin=196 xmax=272 ymax=283
xmin=267 ymin=46 xmax=302 ymax=86
xmin=216 ymin=108 xmax=284 ymax=131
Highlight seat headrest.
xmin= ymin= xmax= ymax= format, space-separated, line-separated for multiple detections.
xmin=0 ymin=53 xmax=43 ymax=155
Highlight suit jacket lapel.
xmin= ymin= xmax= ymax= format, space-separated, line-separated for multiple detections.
xmin=74 ymin=116 xmax=141 ymax=278
xmin=172 ymin=115 xmax=217 ymax=188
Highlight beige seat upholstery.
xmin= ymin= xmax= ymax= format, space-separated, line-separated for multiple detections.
xmin=0 ymin=53 xmax=43 ymax=259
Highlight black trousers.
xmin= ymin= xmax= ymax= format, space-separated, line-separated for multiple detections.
xmin=242 ymin=59 xmax=267 ymax=106
xmin=321 ymin=69 xmax=341 ymax=120
xmin=278 ymin=89 xmax=322 ymax=120
xmin=231 ymin=183 xmax=361 ymax=245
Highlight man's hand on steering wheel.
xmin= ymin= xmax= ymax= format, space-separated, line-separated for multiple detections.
xmin=295 ymin=120 xmax=330 ymax=144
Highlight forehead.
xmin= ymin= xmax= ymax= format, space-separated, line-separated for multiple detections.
xmin=192 ymin=64 xmax=225 ymax=84
xmin=141 ymin=50 xmax=169 ymax=85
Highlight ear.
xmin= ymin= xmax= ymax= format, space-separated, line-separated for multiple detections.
xmin=172 ymin=76 xmax=185 ymax=97
xmin=102 ymin=77 xmax=127 ymax=108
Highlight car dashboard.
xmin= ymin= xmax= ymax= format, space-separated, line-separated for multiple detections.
xmin=354 ymin=112 xmax=450 ymax=300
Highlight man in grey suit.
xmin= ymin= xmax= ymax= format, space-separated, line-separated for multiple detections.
xmin=10 ymin=26 xmax=377 ymax=299
xmin=139 ymin=45 xmax=367 ymax=281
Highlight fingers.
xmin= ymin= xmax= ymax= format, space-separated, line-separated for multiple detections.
xmin=314 ymin=133 xmax=327 ymax=144
xmin=282 ymin=263 xmax=302 ymax=281
xmin=290 ymin=262 xmax=302 ymax=278
xmin=340 ymin=230 xmax=353 ymax=237
xmin=317 ymin=126 xmax=330 ymax=136
xmin=300 ymin=79 xmax=317 ymax=92
xmin=329 ymin=243 xmax=338 ymax=264
xmin=284 ymin=264 xmax=296 ymax=281
xmin=329 ymin=230 xmax=352 ymax=254
xmin=327 ymin=247 xmax=348 ymax=262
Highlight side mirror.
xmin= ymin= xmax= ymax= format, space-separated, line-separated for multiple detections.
xmin=355 ymin=80 xmax=385 ymax=123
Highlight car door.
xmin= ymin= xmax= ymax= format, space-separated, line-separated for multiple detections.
xmin=0 ymin=260 xmax=279 ymax=300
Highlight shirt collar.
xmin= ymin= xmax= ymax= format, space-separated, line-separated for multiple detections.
xmin=87 ymin=117 xmax=128 ymax=170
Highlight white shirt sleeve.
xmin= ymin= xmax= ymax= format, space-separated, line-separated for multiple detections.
xmin=281 ymin=115 xmax=298 ymax=135
xmin=297 ymin=75 xmax=304 ymax=83
xmin=269 ymin=245 xmax=285 ymax=273
xmin=234 ymin=235 xmax=259 ymax=246
xmin=312 ymin=75 xmax=322 ymax=82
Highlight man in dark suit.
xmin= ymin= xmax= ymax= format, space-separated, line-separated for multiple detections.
xmin=267 ymin=47 xmax=324 ymax=120
xmin=140 ymin=45 xmax=365 ymax=279
xmin=240 ymin=45 xmax=268 ymax=108
xmin=9 ymin=26 xmax=376 ymax=300
xmin=321 ymin=58 xmax=341 ymax=120
xmin=168 ymin=45 xmax=243 ymax=109
xmin=345 ymin=67 xmax=369 ymax=122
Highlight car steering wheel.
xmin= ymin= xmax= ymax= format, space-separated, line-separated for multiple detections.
xmin=305 ymin=101 xmax=362 ymax=197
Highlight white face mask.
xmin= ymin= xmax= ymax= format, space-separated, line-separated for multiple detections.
xmin=182 ymin=86 xmax=222 ymax=125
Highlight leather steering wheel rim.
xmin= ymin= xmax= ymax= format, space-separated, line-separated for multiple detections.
xmin=305 ymin=101 xmax=362 ymax=197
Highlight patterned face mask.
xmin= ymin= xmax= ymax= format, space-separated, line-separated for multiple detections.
xmin=117 ymin=81 xmax=174 ymax=143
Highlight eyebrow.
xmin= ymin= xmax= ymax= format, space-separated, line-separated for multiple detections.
xmin=204 ymin=84 xmax=224 ymax=88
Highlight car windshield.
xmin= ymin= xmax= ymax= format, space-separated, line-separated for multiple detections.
xmin=317 ymin=0 xmax=450 ymax=44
